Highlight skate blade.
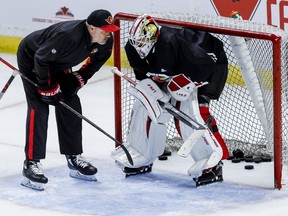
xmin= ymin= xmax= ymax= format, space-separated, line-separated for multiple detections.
xmin=69 ymin=170 xmax=97 ymax=181
xmin=21 ymin=177 xmax=45 ymax=191
xmin=125 ymin=171 xmax=151 ymax=178
xmin=125 ymin=167 xmax=152 ymax=178
xmin=195 ymin=176 xmax=223 ymax=187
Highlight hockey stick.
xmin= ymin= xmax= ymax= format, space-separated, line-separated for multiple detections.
xmin=0 ymin=68 xmax=18 ymax=100
xmin=111 ymin=67 xmax=207 ymax=157
xmin=0 ymin=57 xmax=133 ymax=165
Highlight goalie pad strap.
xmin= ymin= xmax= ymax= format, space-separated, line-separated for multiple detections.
xmin=204 ymin=116 xmax=218 ymax=133
xmin=209 ymin=125 xmax=218 ymax=133
xmin=199 ymin=106 xmax=229 ymax=159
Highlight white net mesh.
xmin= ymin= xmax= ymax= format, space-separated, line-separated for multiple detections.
xmin=114 ymin=12 xmax=288 ymax=165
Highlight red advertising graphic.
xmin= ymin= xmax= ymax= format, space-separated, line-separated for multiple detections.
xmin=32 ymin=6 xmax=74 ymax=25
xmin=55 ymin=6 xmax=74 ymax=19
xmin=210 ymin=0 xmax=261 ymax=20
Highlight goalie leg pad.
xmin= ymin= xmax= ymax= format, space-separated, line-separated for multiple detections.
xmin=127 ymin=78 xmax=170 ymax=123
xmin=111 ymin=100 xmax=168 ymax=168
xmin=111 ymin=145 xmax=153 ymax=168
xmin=173 ymin=93 xmax=223 ymax=176
xmin=187 ymin=130 xmax=223 ymax=176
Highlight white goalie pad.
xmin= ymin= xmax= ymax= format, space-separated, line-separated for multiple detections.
xmin=186 ymin=129 xmax=223 ymax=177
xmin=111 ymin=100 xmax=169 ymax=168
xmin=111 ymin=145 xmax=151 ymax=168
xmin=173 ymin=90 xmax=223 ymax=176
xmin=127 ymin=78 xmax=170 ymax=123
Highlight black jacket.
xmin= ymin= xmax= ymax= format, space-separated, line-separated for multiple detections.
xmin=125 ymin=26 xmax=228 ymax=99
xmin=18 ymin=19 xmax=113 ymax=87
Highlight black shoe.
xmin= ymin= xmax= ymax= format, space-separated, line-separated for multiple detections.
xmin=193 ymin=161 xmax=223 ymax=187
xmin=22 ymin=160 xmax=48 ymax=184
xmin=124 ymin=164 xmax=153 ymax=177
xmin=66 ymin=155 xmax=97 ymax=176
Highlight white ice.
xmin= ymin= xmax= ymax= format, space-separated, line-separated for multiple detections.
xmin=0 ymin=53 xmax=288 ymax=216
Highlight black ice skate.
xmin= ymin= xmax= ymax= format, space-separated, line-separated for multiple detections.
xmin=66 ymin=155 xmax=97 ymax=181
xmin=193 ymin=161 xmax=223 ymax=187
xmin=21 ymin=160 xmax=48 ymax=191
xmin=124 ymin=164 xmax=153 ymax=178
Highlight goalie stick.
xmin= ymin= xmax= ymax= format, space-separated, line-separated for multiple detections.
xmin=0 ymin=57 xmax=133 ymax=166
xmin=111 ymin=67 xmax=207 ymax=157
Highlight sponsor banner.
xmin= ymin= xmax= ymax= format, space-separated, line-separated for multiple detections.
xmin=208 ymin=0 xmax=288 ymax=31
xmin=1 ymin=1 xmax=288 ymax=37
xmin=210 ymin=0 xmax=261 ymax=20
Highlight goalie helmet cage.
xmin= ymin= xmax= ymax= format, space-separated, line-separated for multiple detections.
xmin=112 ymin=12 xmax=288 ymax=189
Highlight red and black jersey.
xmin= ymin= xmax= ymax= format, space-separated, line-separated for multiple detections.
xmin=125 ymin=26 xmax=228 ymax=99
xmin=18 ymin=19 xmax=113 ymax=86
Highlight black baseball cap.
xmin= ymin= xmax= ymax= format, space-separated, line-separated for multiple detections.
xmin=87 ymin=9 xmax=120 ymax=32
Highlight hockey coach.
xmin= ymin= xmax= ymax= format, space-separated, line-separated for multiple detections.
xmin=16 ymin=9 xmax=120 ymax=191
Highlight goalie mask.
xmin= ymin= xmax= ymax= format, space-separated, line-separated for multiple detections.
xmin=129 ymin=14 xmax=160 ymax=59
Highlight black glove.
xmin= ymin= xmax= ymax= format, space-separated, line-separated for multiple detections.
xmin=37 ymin=83 xmax=63 ymax=106
xmin=70 ymin=71 xmax=85 ymax=93
xmin=60 ymin=72 xmax=85 ymax=98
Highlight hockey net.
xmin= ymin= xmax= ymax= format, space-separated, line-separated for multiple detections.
xmin=113 ymin=12 xmax=288 ymax=189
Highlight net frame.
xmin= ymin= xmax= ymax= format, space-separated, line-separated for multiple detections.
xmin=112 ymin=12 xmax=288 ymax=189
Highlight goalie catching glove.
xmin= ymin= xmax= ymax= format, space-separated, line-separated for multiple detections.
xmin=128 ymin=78 xmax=171 ymax=123
xmin=167 ymin=74 xmax=208 ymax=101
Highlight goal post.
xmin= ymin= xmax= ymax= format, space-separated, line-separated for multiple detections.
xmin=112 ymin=12 xmax=288 ymax=189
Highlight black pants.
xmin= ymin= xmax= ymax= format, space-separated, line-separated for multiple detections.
xmin=17 ymin=49 xmax=83 ymax=160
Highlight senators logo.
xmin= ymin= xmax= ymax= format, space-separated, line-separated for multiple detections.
xmin=105 ymin=16 xmax=113 ymax=24
xmin=91 ymin=48 xmax=98 ymax=54
xmin=210 ymin=0 xmax=261 ymax=20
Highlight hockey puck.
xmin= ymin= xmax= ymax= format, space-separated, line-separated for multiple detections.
xmin=232 ymin=149 xmax=244 ymax=158
xmin=162 ymin=150 xmax=172 ymax=157
xmin=261 ymin=155 xmax=272 ymax=162
xmin=254 ymin=157 xmax=262 ymax=163
xmin=245 ymin=165 xmax=254 ymax=170
xmin=231 ymin=158 xmax=241 ymax=163
xmin=245 ymin=155 xmax=253 ymax=158
xmin=245 ymin=158 xmax=254 ymax=163
xmin=158 ymin=155 xmax=168 ymax=160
